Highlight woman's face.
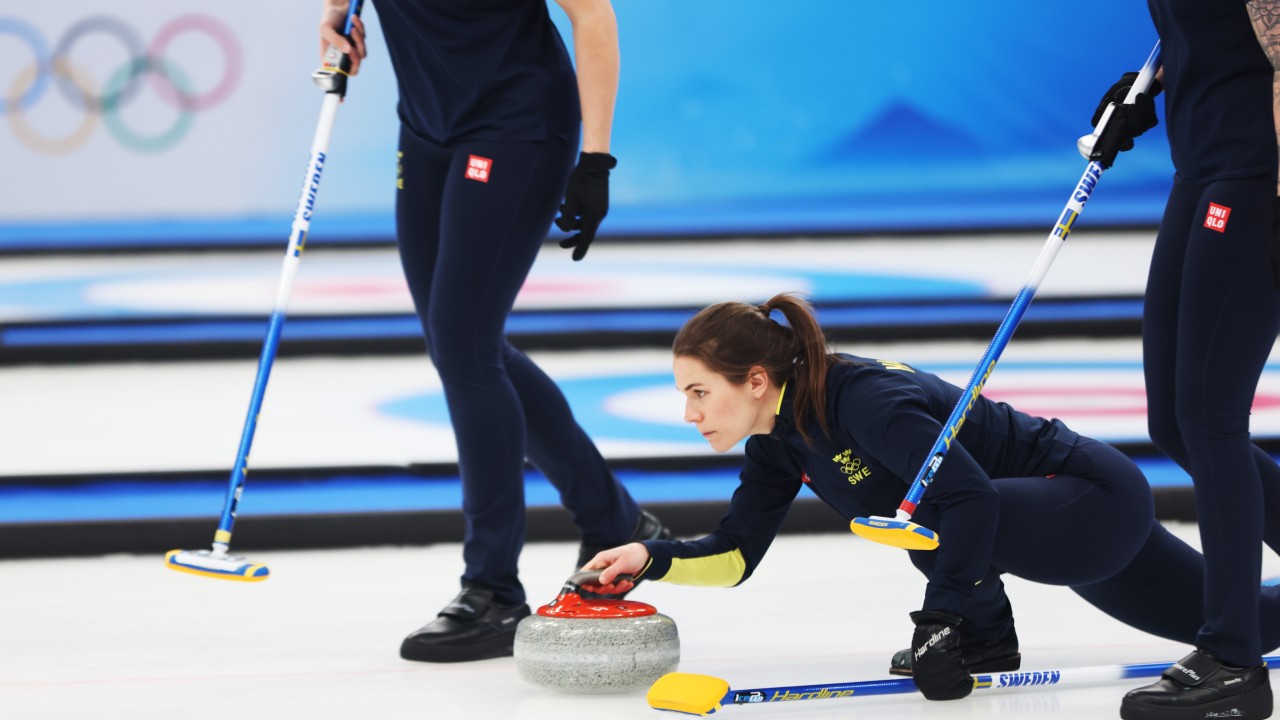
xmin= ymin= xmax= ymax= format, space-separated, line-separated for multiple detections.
xmin=674 ymin=355 xmax=774 ymax=453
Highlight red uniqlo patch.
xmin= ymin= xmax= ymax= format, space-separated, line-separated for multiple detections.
xmin=1204 ymin=202 xmax=1231 ymax=233
xmin=465 ymin=155 xmax=492 ymax=183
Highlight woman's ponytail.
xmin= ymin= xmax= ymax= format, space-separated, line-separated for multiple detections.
xmin=673 ymin=292 xmax=836 ymax=443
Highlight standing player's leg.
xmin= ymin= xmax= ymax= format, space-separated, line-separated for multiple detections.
xmin=1144 ymin=183 xmax=1280 ymax=557
xmin=494 ymin=128 xmax=665 ymax=571
xmin=397 ymin=136 xmax=557 ymax=662
xmin=1123 ymin=177 xmax=1280 ymax=719
xmin=1143 ymin=184 xmax=1196 ymax=467
xmin=1170 ymin=177 xmax=1278 ymax=667
xmin=504 ymin=344 xmax=662 ymax=564
xmin=394 ymin=128 xmax=534 ymax=662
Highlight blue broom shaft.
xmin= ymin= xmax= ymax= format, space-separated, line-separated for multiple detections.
xmin=206 ymin=1 xmax=362 ymax=552
xmin=214 ymin=93 xmax=341 ymax=541
xmin=894 ymin=39 xmax=1162 ymax=518
xmin=725 ymin=655 xmax=1280 ymax=706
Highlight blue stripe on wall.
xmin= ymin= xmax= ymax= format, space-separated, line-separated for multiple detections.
xmin=0 ymin=456 xmax=1199 ymax=524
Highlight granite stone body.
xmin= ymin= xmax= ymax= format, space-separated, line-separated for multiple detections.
xmin=514 ymin=612 xmax=680 ymax=694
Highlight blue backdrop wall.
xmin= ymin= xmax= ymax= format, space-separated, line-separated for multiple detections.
xmin=0 ymin=1 xmax=1169 ymax=250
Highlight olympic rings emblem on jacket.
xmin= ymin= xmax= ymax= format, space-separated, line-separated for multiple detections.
xmin=1 ymin=14 xmax=241 ymax=154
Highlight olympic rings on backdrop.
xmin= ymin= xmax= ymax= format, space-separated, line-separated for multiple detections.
xmin=149 ymin=15 xmax=241 ymax=111
xmin=0 ymin=18 xmax=48 ymax=115
xmin=1 ymin=13 xmax=241 ymax=154
xmin=52 ymin=15 xmax=145 ymax=112
xmin=7 ymin=61 xmax=98 ymax=154
xmin=103 ymin=58 xmax=196 ymax=154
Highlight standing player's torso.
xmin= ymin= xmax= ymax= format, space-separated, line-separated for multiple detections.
xmin=1149 ymin=0 xmax=1276 ymax=184
xmin=372 ymin=0 xmax=580 ymax=143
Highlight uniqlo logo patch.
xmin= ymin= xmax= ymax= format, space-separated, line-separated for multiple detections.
xmin=1204 ymin=202 xmax=1231 ymax=233
xmin=465 ymin=155 xmax=492 ymax=183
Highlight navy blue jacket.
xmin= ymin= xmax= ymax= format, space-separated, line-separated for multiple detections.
xmin=642 ymin=354 xmax=1080 ymax=612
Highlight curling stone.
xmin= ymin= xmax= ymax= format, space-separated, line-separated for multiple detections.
xmin=514 ymin=570 xmax=680 ymax=695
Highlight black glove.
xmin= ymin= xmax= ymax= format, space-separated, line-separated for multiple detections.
xmin=555 ymin=152 xmax=616 ymax=261
xmin=1089 ymin=71 xmax=1161 ymax=169
xmin=909 ymin=610 xmax=973 ymax=701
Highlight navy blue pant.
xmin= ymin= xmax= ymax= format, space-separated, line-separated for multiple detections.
xmin=1143 ymin=176 xmax=1280 ymax=666
xmin=910 ymin=438 xmax=1280 ymax=654
xmin=395 ymin=125 xmax=640 ymax=605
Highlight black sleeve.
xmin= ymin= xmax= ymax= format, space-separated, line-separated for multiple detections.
xmin=642 ymin=438 xmax=803 ymax=586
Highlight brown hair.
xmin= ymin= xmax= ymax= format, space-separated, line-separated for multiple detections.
xmin=673 ymin=292 xmax=837 ymax=443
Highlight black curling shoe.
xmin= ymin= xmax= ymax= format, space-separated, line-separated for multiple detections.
xmin=889 ymin=623 xmax=1021 ymax=677
xmin=1121 ymin=650 xmax=1273 ymax=720
xmin=399 ymin=585 xmax=530 ymax=663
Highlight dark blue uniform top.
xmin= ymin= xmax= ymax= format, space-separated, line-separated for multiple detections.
xmin=372 ymin=0 xmax=580 ymax=143
xmin=1148 ymin=0 xmax=1275 ymax=184
xmin=642 ymin=355 xmax=1080 ymax=613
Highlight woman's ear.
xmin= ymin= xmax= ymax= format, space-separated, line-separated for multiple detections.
xmin=747 ymin=366 xmax=770 ymax=397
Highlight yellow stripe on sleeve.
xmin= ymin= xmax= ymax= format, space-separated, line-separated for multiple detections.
xmin=662 ymin=549 xmax=748 ymax=587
